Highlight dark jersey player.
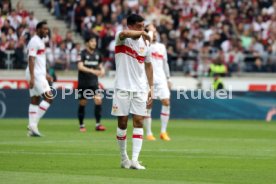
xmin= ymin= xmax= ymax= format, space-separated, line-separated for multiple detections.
xmin=77 ymin=36 xmax=106 ymax=132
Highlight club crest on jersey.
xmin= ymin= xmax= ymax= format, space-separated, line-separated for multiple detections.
xmin=139 ymin=47 xmax=145 ymax=54
xmin=112 ymin=105 xmax=118 ymax=113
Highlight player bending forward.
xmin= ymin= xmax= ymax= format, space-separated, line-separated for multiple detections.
xmin=111 ymin=14 xmax=153 ymax=170
xmin=144 ymin=25 xmax=172 ymax=141
xmin=26 ymin=21 xmax=53 ymax=137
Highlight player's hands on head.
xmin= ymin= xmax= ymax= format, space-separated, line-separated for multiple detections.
xmin=147 ymin=24 xmax=156 ymax=32
xmin=142 ymin=31 xmax=151 ymax=43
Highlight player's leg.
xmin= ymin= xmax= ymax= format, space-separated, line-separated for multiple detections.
xmin=35 ymin=77 xmax=53 ymax=126
xmin=27 ymin=95 xmax=41 ymax=137
xmin=144 ymin=84 xmax=159 ymax=140
xmin=78 ymin=88 xmax=87 ymax=131
xmin=27 ymin=77 xmax=52 ymax=137
xmin=160 ymin=98 xmax=171 ymax=141
xmin=29 ymin=96 xmax=40 ymax=127
xmin=111 ymin=89 xmax=131 ymax=168
xmin=266 ymin=108 xmax=276 ymax=122
xmin=36 ymin=90 xmax=53 ymax=122
xmin=78 ymin=98 xmax=87 ymax=132
xmin=144 ymin=101 xmax=155 ymax=140
xmin=93 ymin=93 xmax=106 ymax=131
xmin=129 ymin=92 xmax=147 ymax=169
xmin=131 ymin=114 xmax=145 ymax=169
xmin=117 ymin=115 xmax=130 ymax=168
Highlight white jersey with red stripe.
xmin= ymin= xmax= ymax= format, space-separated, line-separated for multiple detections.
xmin=149 ymin=42 xmax=170 ymax=85
xmin=114 ymin=31 xmax=151 ymax=92
xmin=26 ymin=35 xmax=47 ymax=77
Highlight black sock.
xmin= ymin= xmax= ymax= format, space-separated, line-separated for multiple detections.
xmin=78 ymin=105 xmax=85 ymax=127
xmin=95 ymin=105 xmax=102 ymax=124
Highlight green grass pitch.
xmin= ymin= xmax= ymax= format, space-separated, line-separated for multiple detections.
xmin=0 ymin=119 xmax=276 ymax=184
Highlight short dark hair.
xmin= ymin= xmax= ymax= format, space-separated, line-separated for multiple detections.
xmin=127 ymin=14 xmax=144 ymax=26
xmin=36 ymin=20 xmax=47 ymax=30
xmin=85 ymin=35 xmax=97 ymax=43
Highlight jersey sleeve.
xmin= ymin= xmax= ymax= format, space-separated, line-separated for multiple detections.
xmin=144 ymin=45 xmax=152 ymax=63
xmin=115 ymin=31 xmax=125 ymax=46
xmin=77 ymin=51 xmax=85 ymax=63
xmin=27 ymin=39 xmax=38 ymax=57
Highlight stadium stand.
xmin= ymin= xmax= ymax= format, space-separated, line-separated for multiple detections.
xmin=2 ymin=0 xmax=276 ymax=76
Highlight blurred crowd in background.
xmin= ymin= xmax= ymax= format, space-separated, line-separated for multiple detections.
xmin=2 ymin=0 xmax=276 ymax=76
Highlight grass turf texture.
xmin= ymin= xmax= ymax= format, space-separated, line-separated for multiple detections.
xmin=0 ymin=119 xmax=276 ymax=184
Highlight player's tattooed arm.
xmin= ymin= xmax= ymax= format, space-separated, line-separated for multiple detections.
xmin=119 ymin=30 xmax=150 ymax=42
xmin=28 ymin=56 xmax=35 ymax=89
xmin=78 ymin=62 xmax=101 ymax=76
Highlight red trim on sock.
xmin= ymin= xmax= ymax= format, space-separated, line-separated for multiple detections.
xmin=39 ymin=106 xmax=47 ymax=111
xmin=29 ymin=112 xmax=36 ymax=114
xmin=117 ymin=135 xmax=126 ymax=140
xmin=132 ymin=134 xmax=143 ymax=139
xmin=161 ymin=113 xmax=170 ymax=116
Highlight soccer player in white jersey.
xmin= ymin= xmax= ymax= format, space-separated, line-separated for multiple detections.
xmin=144 ymin=24 xmax=171 ymax=141
xmin=26 ymin=21 xmax=53 ymax=137
xmin=111 ymin=14 xmax=153 ymax=170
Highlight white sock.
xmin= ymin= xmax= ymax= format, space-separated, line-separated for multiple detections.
xmin=132 ymin=128 xmax=143 ymax=162
xmin=161 ymin=105 xmax=170 ymax=133
xmin=37 ymin=101 xmax=50 ymax=124
xmin=28 ymin=104 xmax=38 ymax=127
xmin=144 ymin=109 xmax=153 ymax=136
xmin=117 ymin=128 xmax=129 ymax=161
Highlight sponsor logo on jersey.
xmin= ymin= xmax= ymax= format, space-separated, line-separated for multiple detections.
xmin=84 ymin=60 xmax=99 ymax=66
xmin=139 ymin=47 xmax=145 ymax=55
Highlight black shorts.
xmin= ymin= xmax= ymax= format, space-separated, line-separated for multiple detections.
xmin=78 ymin=85 xmax=103 ymax=99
